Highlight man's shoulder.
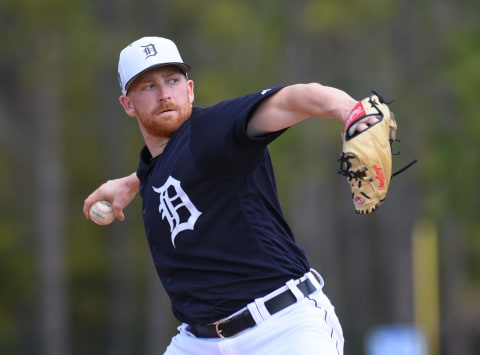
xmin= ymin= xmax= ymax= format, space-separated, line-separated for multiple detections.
xmin=192 ymin=86 xmax=284 ymax=114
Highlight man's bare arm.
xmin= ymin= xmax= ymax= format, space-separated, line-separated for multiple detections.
xmin=248 ymin=83 xmax=357 ymax=137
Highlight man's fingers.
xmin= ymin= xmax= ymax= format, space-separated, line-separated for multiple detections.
xmin=83 ymin=194 xmax=97 ymax=219
xmin=111 ymin=202 xmax=125 ymax=221
xmin=356 ymin=116 xmax=381 ymax=132
xmin=83 ymin=186 xmax=111 ymax=220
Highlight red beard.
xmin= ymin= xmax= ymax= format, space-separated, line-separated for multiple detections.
xmin=142 ymin=104 xmax=192 ymax=138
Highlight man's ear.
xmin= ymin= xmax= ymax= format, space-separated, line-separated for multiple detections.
xmin=188 ymin=80 xmax=195 ymax=105
xmin=119 ymin=95 xmax=136 ymax=117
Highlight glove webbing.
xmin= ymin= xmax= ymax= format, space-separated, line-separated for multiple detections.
xmin=370 ymin=91 xmax=417 ymax=177
xmin=337 ymin=152 xmax=417 ymax=183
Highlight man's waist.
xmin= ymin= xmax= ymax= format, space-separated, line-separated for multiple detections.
xmin=186 ymin=269 xmax=324 ymax=339
xmin=168 ymin=271 xmax=309 ymax=324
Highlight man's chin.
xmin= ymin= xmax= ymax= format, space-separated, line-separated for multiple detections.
xmin=150 ymin=121 xmax=184 ymax=137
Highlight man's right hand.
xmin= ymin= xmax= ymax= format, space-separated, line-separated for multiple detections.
xmin=83 ymin=172 xmax=140 ymax=222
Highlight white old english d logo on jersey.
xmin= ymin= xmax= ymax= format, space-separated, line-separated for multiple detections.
xmin=152 ymin=176 xmax=202 ymax=248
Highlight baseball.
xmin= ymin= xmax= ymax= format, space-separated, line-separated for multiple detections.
xmin=89 ymin=200 xmax=115 ymax=226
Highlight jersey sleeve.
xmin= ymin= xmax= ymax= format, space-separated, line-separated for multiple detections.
xmin=189 ymin=86 xmax=286 ymax=170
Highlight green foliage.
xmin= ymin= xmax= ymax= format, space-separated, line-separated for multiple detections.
xmin=1 ymin=0 xmax=480 ymax=354
xmin=429 ymin=2 xmax=480 ymax=220
xmin=304 ymin=0 xmax=394 ymax=33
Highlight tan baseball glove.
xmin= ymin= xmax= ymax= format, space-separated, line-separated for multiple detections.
xmin=338 ymin=92 xmax=398 ymax=214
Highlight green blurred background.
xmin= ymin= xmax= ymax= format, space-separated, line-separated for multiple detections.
xmin=1 ymin=0 xmax=479 ymax=354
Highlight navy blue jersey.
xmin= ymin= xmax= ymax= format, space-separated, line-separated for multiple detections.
xmin=136 ymin=87 xmax=310 ymax=325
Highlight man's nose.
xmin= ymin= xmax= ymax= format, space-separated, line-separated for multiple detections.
xmin=157 ymin=86 xmax=171 ymax=101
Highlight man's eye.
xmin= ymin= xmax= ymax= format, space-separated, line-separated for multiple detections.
xmin=140 ymin=83 xmax=155 ymax=91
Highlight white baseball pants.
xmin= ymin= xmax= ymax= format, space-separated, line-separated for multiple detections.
xmin=164 ymin=271 xmax=344 ymax=355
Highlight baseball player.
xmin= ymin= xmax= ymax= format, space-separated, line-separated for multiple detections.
xmin=84 ymin=36 xmax=365 ymax=355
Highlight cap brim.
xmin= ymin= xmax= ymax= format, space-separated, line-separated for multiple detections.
xmin=124 ymin=62 xmax=191 ymax=94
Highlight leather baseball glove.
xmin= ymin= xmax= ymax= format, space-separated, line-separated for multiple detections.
xmin=338 ymin=92 xmax=398 ymax=214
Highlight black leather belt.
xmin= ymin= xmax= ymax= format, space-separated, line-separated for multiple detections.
xmin=187 ymin=278 xmax=317 ymax=338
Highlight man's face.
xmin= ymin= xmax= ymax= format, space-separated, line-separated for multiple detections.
xmin=120 ymin=66 xmax=194 ymax=139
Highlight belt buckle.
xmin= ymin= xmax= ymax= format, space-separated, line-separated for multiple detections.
xmin=211 ymin=316 xmax=233 ymax=339
xmin=214 ymin=321 xmax=227 ymax=339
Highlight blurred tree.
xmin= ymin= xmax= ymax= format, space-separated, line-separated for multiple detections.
xmin=32 ymin=32 xmax=68 ymax=355
xmin=1 ymin=0 xmax=479 ymax=354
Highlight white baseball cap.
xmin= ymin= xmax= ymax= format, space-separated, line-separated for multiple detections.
xmin=118 ymin=36 xmax=190 ymax=95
